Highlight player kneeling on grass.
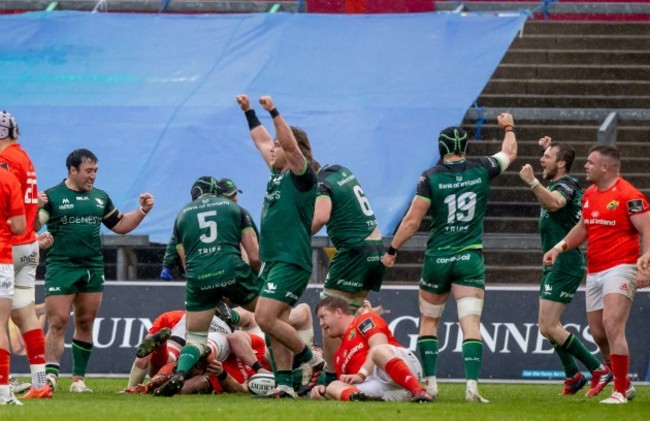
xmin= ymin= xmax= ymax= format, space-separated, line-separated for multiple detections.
xmin=309 ymin=297 xmax=431 ymax=403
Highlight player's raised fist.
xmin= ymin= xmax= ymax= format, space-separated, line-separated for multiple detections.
xmin=259 ymin=96 xmax=275 ymax=112
xmin=519 ymin=164 xmax=535 ymax=184
xmin=538 ymin=136 xmax=552 ymax=149
xmin=236 ymin=95 xmax=250 ymax=111
xmin=497 ymin=113 xmax=514 ymax=129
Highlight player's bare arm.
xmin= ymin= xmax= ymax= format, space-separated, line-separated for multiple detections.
xmin=237 ymin=94 xmax=274 ymax=167
xmin=383 ymin=196 xmax=430 ymax=268
xmin=176 ymin=244 xmax=187 ymax=269
xmin=497 ymin=112 xmax=517 ymax=166
xmin=259 ymin=95 xmax=307 ymax=175
xmin=519 ymin=164 xmax=567 ymax=212
xmin=111 ymin=193 xmax=154 ymax=234
xmin=312 ymin=196 xmax=332 ymax=234
xmin=630 ymin=211 xmax=650 ymax=288
xmin=241 ymin=229 xmax=261 ymax=274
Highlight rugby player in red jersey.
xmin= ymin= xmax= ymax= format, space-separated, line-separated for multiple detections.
xmin=544 ymin=145 xmax=650 ymax=404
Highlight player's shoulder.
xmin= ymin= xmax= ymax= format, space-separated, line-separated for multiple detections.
xmin=617 ymin=177 xmax=644 ymax=196
xmin=318 ymin=164 xmax=345 ymax=180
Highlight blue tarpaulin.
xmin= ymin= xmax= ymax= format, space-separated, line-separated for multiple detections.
xmin=0 ymin=11 xmax=526 ymax=243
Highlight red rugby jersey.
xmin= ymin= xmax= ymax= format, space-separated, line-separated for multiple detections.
xmin=582 ymin=177 xmax=649 ymax=273
xmin=334 ymin=313 xmax=401 ymax=377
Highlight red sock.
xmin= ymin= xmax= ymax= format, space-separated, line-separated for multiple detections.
xmin=610 ymin=354 xmax=629 ymax=395
xmin=22 ymin=328 xmax=46 ymax=365
xmin=150 ymin=343 xmax=169 ymax=371
xmin=340 ymin=387 xmax=361 ymax=401
xmin=0 ymin=348 xmax=9 ymax=386
xmin=385 ymin=357 xmax=423 ymax=394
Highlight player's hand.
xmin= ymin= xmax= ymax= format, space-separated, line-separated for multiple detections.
xmin=339 ymin=373 xmax=363 ymax=384
xmin=159 ymin=267 xmax=174 ymax=281
xmin=637 ymin=252 xmax=650 ymax=277
xmin=259 ymin=96 xmax=275 ymax=112
xmin=497 ymin=113 xmax=514 ymax=130
xmin=37 ymin=191 xmax=48 ymax=209
xmin=38 ymin=232 xmax=54 ymax=249
xmin=310 ymin=385 xmax=327 ymax=400
xmin=538 ymin=136 xmax=552 ymax=149
xmin=635 ymin=271 xmax=650 ymax=289
xmin=519 ymin=164 xmax=536 ymax=184
xmin=383 ymin=252 xmax=396 ymax=268
xmin=205 ymin=360 xmax=223 ymax=376
xmin=543 ymin=248 xmax=559 ymax=266
xmin=236 ymin=94 xmax=250 ymax=111
xmin=139 ymin=193 xmax=154 ymax=213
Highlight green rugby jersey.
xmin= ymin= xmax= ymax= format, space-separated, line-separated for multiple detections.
xmin=163 ymin=205 xmax=258 ymax=269
xmin=417 ymin=157 xmax=502 ymax=256
xmin=539 ymin=176 xmax=585 ymax=276
xmin=260 ymin=167 xmax=317 ymax=271
xmin=173 ymin=195 xmax=254 ymax=281
xmin=317 ymin=164 xmax=378 ymax=248
xmin=41 ymin=180 xmax=117 ymax=269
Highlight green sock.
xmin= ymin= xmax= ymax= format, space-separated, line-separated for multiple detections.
xmin=265 ymin=335 xmax=277 ymax=373
xmin=553 ymin=342 xmax=579 ymax=377
xmin=293 ymin=345 xmax=314 ymax=368
xmin=562 ymin=333 xmax=601 ymax=372
xmin=417 ymin=336 xmax=438 ymax=378
xmin=175 ymin=345 xmax=202 ymax=374
xmin=276 ymin=370 xmax=293 ymax=388
xmin=462 ymin=339 xmax=483 ymax=381
xmin=45 ymin=363 xmax=60 ymax=378
xmin=71 ymin=339 xmax=93 ymax=377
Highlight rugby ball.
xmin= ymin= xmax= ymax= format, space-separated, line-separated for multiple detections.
xmin=247 ymin=372 xmax=276 ymax=396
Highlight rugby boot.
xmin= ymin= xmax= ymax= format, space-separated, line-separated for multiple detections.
xmin=560 ymin=372 xmax=588 ymax=396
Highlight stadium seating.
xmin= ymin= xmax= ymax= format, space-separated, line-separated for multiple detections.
xmin=386 ymin=18 xmax=650 ymax=284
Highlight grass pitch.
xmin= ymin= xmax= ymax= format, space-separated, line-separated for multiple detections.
xmin=3 ymin=378 xmax=648 ymax=421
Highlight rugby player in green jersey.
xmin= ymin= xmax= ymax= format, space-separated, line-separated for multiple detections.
xmin=154 ymin=176 xmax=262 ymax=397
xmin=311 ymin=164 xmax=385 ymax=386
xmin=36 ymin=148 xmax=154 ymax=393
xmin=237 ymin=94 xmax=324 ymax=398
xmin=383 ymin=114 xmax=517 ymax=403
xmin=520 ymin=136 xmax=609 ymax=396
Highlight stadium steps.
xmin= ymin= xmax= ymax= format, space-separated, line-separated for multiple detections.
xmin=386 ymin=19 xmax=650 ymax=285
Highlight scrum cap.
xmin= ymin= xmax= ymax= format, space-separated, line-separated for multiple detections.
xmin=438 ymin=126 xmax=468 ymax=157
xmin=217 ymin=178 xmax=242 ymax=198
xmin=191 ymin=176 xmax=220 ymax=201
xmin=0 ymin=111 xmax=19 ymax=140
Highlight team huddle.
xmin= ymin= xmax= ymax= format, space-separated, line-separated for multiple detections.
xmin=0 ymin=95 xmax=648 ymax=405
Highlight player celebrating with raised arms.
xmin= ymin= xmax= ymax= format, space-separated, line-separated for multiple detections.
xmin=544 ymin=145 xmax=650 ymax=404
xmin=519 ymin=136 xmax=610 ymax=396
xmin=37 ymin=148 xmax=154 ymax=393
xmin=236 ymin=94 xmax=324 ymax=399
xmin=383 ymin=114 xmax=517 ymax=402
